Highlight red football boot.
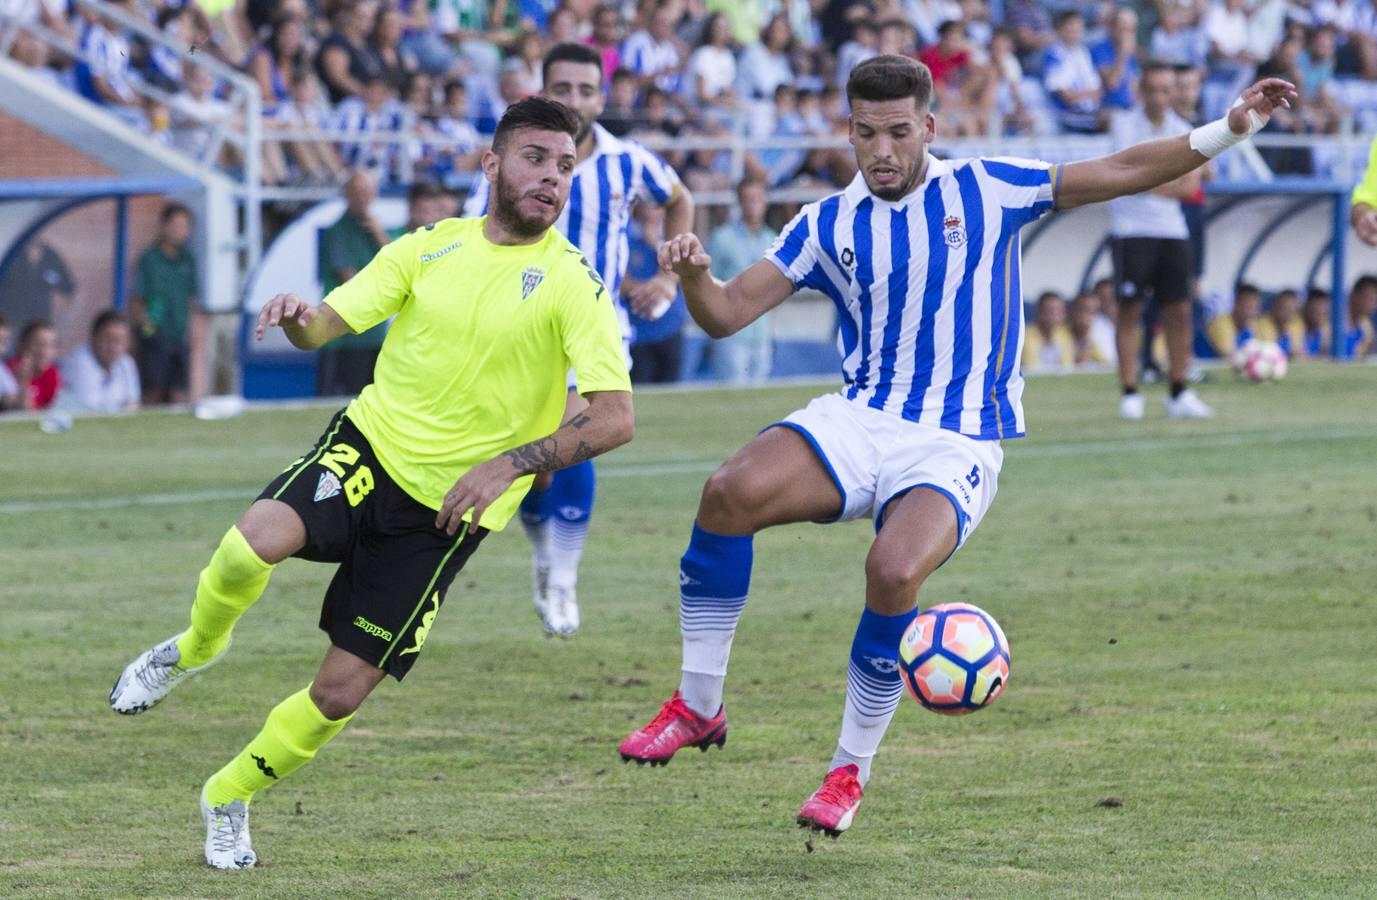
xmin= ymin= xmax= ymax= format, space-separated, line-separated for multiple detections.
xmin=618 ymin=691 xmax=727 ymax=766
xmin=796 ymin=764 xmax=864 ymax=838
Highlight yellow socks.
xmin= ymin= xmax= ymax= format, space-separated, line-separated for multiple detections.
xmin=203 ymin=687 xmax=353 ymax=807
xmin=176 ymin=527 xmax=274 ymax=668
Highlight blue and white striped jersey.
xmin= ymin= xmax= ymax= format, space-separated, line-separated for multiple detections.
xmin=463 ymin=123 xmax=682 ymax=312
xmin=767 ymin=155 xmax=1061 ymax=441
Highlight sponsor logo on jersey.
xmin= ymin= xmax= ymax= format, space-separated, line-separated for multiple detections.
xmin=521 ymin=266 xmax=546 ymax=300
xmin=315 ymin=471 xmax=342 ymax=502
xmin=420 ymin=241 xmax=462 ymax=263
xmin=353 ymin=616 xmax=393 ymax=642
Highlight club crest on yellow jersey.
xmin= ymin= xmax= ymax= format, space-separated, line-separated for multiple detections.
xmin=521 ymin=266 xmax=546 ymax=301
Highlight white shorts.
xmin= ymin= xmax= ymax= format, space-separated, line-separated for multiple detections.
xmin=767 ymin=393 xmax=1004 ymax=548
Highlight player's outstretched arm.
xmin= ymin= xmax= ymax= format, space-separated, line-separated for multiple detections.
xmin=435 ymin=390 xmax=634 ymax=535
xmin=1056 ymin=78 xmax=1297 ymax=210
xmin=659 ymin=233 xmax=795 ymax=338
xmin=254 ymin=294 xmax=354 ymax=349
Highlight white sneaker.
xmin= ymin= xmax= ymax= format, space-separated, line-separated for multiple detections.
xmin=543 ymin=585 xmax=580 ymax=637
xmin=532 ymin=559 xmax=550 ymax=621
xmin=200 ymin=787 xmax=256 ymax=869
xmin=1165 ymin=388 xmax=1214 ymax=419
xmin=109 ymin=633 xmax=227 ymax=715
xmin=1119 ymin=393 xmax=1145 ymax=420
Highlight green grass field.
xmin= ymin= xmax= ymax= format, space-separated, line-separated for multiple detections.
xmin=2 ymin=365 xmax=1376 ymax=898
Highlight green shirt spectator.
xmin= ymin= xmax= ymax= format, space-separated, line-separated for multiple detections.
xmin=130 ymin=202 xmax=198 ymax=404
xmin=319 ymin=211 xmax=389 ymax=349
xmin=316 ymin=171 xmax=391 ymax=396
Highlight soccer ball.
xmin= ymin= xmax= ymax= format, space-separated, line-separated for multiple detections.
xmin=1231 ymin=339 xmax=1288 ymax=382
xmin=899 ymin=603 xmax=1010 ymax=715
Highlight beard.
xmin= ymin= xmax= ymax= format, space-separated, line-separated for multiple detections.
xmin=573 ymin=115 xmax=592 ymax=146
xmin=865 ymin=165 xmax=921 ymax=202
xmin=490 ymin=165 xmax=557 ymax=239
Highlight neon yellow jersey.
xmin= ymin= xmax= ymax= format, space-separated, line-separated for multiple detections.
xmin=323 ymin=216 xmax=631 ymax=531
xmin=1353 ymin=136 xmax=1377 ymax=208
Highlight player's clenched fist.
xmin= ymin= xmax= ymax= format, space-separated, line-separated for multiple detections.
xmin=658 ymin=233 xmax=712 ymax=279
xmin=255 ymin=293 xmax=317 ymax=340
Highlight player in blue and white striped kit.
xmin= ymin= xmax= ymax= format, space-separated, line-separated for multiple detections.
xmin=619 ymin=54 xmax=1296 ymax=836
xmin=464 ymin=43 xmax=694 ymax=637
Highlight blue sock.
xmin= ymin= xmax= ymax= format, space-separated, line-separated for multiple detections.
xmin=678 ymin=521 xmax=753 ymax=717
xmin=832 ymin=606 xmax=918 ymax=785
xmin=546 ymin=460 xmax=595 ymax=590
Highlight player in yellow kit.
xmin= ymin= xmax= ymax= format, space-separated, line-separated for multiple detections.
xmin=108 ymin=97 xmax=633 ymax=869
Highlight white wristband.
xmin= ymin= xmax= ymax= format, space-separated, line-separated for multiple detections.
xmin=1189 ymin=105 xmax=1266 ymax=159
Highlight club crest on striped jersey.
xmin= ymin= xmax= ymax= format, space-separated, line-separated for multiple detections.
xmin=520 ymin=266 xmax=546 ymax=300
xmin=943 ymin=216 xmax=966 ymax=248
xmin=314 ymin=471 xmax=341 ymax=502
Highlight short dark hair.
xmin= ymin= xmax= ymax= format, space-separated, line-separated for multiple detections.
xmin=1053 ymin=10 xmax=1083 ymax=29
xmin=846 ymin=54 xmax=933 ymax=109
xmin=1235 ymin=282 xmax=1261 ymax=298
xmin=443 ymin=78 xmax=466 ymax=101
xmin=543 ymin=42 xmax=602 ymax=85
xmin=1353 ymin=274 xmax=1377 ymax=292
xmin=91 ymin=309 xmax=126 ymax=337
xmin=18 ymin=319 xmax=54 ymax=348
xmin=937 ymin=19 xmax=963 ymax=39
xmin=1141 ymin=61 xmax=1175 ymax=82
xmin=491 ymin=96 xmax=581 ymax=154
xmin=1306 ymin=287 xmax=1330 ymax=301
xmin=736 ymin=175 xmax=768 ymax=198
xmin=161 ymin=202 xmax=191 ymax=224
xmin=610 ymin=66 xmax=636 ymax=83
xmin=407 ymin=180 xmax=447 ymax=203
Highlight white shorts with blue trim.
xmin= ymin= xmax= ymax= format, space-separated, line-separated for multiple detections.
xmin=767 ymin=392 xmax=1003 ymax=546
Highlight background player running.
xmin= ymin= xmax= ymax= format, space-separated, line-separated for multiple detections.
xmin=618 ymin=55 xmax=1295 ymax=838
xmin=464 ymin=42 xmax=693 ymax=637
xmin=108 ymin=97 xmax=634 ymax=869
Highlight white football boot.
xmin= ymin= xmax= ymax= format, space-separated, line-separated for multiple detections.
xmin=201 ymin=787 xmax=256 ymax=869
xmin=543 ymin=585 xmax=580 ymax=637
xmin=109 ymin=633 xmax=227 ymax=715
xmin=532 ymin=557 xmax=551 ymax=622
xmin=1165 ymin=388 xmax=1214 ymax=419
xmin=1119 ymin=392 xmax=1145 ymax=421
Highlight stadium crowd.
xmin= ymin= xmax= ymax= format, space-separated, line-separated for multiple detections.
xmin=4 ymin=0 xmax=1377 ymax=409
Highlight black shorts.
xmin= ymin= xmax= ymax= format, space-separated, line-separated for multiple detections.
xmin=257 ymin=410 xmax=488 ymax=681
xmin=1112 ymin=237 xmax=1193 ymax=306
xmin=138 ymin=332 xmax=188 ymax=392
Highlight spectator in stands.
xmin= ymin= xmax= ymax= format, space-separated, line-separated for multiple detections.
xmin=276 ymin=69 xmax=348 ymax=184
xmin=1261 ymin=288 xmax=1305 ymax=357
xmin=1206 ymin=282 xmax=1263 ymax=356
xmin=1150 ymin=3 xmax=1208 ymax=68
xmin=371 ymin=4 xmax=419 ymax=91
xmin=599 ymin=67 xmax=640 ymax=136
xmin=586 ymin=4 xmax=625 ymax=78
xmin=1344 ymin=274 xmax=1377 ymax=356
xmin=637 ymin=85 xmax=683 ymax=139
xmin=738 ymin=13 xmax=795 ymax=104
xmin=837 ymin=14 xmax=879 ymax=91
xmin=546 ymin=5 xmax=583 ymax=45
xmin=131 ymin=203 xmax=199 ymax=406
xmin=748 ymin=83 xmax=808 ymax=186
xmin=1070 ymin=290 xmax=1117 ymax=367
xmin=332 ymin=74 xmax=408 ymax=182
xmin=316 ymin=0 xmax=385 ymax=104
xmin=316 ymin=169 xmax=389 ymax=396
xmin=247 ymin=15 xmax=306 ymax=114
xmin=0 ymin=239 xmax=75 ymax=340
xmin=1092 ymin=7 xmax=1140 ymax=114
xmin=876 ymin=17 xmax=917 ymax=60
xmin=684 ymin=12 xmax=737 ymax=114
xmin=0 ymin=317 xmax=16 ymax=411
xmin=4 ymin=320 xmax=61 ymax=411
xmin=57 ymin=310 xmax=140 ymax=413
xmin=1022 ymin=291 xmax=1074 ymax=373
xmin=1043 ymin=11 xmax=1104 ymax=133
xmin=1204 ymin=0 xmax=1256 ymax=79
xmin=623 ymin=0 xmax=685 ymax=94
xmin=396 ymin=0 xmax=458 ymax=77
xmin=919 ymin=19 xmax=994 ymax=136
xmin=1255 ymin=35 xmax=1316 ymax=174
xmin=504 ymin=28 xmax=547 ymax=97
xmin=702 ymin=176 xmax=777 ymax=384
xmin=1302 ymin=287 xmax=1332 ymax=357
xmin=421 ymin=78 xmax=482 ymax=180
xmin=75 ymin=0 xmax=149 ymax=130
xmin=1298 ymin=25 xmax=1345 ymax=134
xmin=1003 ymin=0 xmax=1054 ymax=74
xmin=1174 ymin=65 xmax=1210 ymax=311
xmin=170 ymin=64 xmax=270 ymax=179
xmin=989 ymin=28 xmax=1034 ymax=134
xmin=626 ymin=203 xmax=687 ymax=384
xmin=143 ymin=7 xmax=192 ymax=94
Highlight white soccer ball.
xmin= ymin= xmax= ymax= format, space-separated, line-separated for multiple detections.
xmin=1231 ymin=339 xmax=1288 ymax=382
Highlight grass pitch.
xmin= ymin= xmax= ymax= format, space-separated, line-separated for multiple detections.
xmin=2 ymin=365 xmax=1376 ymax=898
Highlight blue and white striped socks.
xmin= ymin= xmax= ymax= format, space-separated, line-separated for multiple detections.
xmin=831 ymin=606 xmax=918 ymax=785
xmin=677 ymin=522 xmax=753 ymax=718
